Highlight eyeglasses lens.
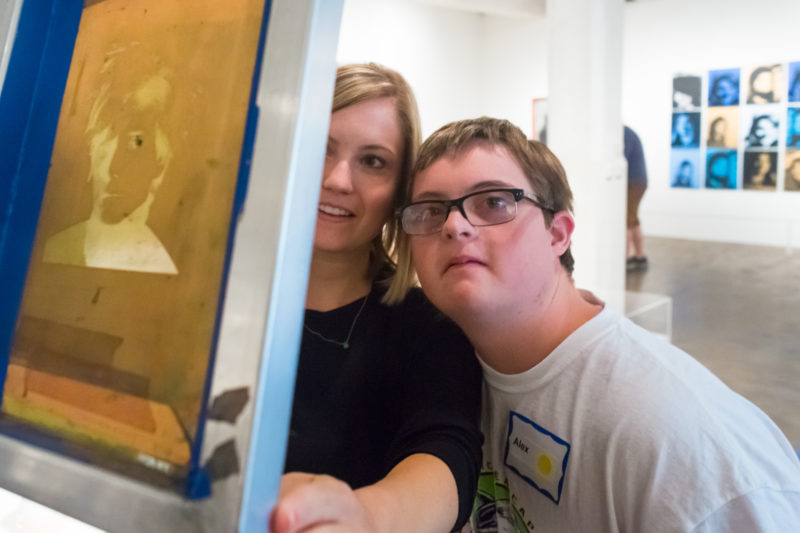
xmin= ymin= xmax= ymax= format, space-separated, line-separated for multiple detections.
xmin=402 ymin=190 xmax=518 ymax=235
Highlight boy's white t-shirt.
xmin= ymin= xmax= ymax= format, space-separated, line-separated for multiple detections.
xmin=468 ymin=306 xmax=800 ymax=533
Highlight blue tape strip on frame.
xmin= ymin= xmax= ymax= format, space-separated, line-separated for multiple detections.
xmin=185 ymin=0 xmax=273 ymax=499
xmin=0 ymin=0 xmax=83 ymax=404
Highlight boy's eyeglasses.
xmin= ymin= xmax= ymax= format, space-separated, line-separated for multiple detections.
xmin=397 ymin=188 xmax=553 ymax=236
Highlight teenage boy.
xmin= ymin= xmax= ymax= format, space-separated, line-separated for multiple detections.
xmin=397 ymin=117 xmax=800 ymax=532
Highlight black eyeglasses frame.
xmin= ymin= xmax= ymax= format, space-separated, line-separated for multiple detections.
xmin=396 ymin=187 xmax=554 ymax=235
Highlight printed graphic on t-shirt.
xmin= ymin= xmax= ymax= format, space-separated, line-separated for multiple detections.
xmin=504 ymin=411 xmax=570 ymax=504
xmin=469 ymin=470 xmax=531 ymax=533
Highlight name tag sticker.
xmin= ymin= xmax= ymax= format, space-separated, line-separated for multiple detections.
xmin=504 ymin=411 xmax=570 ymax=504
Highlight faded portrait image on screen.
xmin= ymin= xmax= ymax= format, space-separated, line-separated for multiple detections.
xmin=669 ymin=149 xmax=701 ymax=189
xmin=705 ymin=149 xmax=738 ymax=189
xmin=742 ymin=151 xmax=777 ymax=191
xmin=708 ymin=68 xmax=740 ymax=107
xmin=2 ymin=0 xmax=265 ymax=486
xmin=43 ymin=58 xmax=178 ymax=275
xmin=672 ymin=74 xmax=701 ymax=110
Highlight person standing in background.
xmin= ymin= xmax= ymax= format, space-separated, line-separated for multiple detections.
xmin=624 ymin=126 xmax=648 ymax=272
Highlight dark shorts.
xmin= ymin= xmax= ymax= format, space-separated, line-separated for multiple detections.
xmin=627 ymin=183 xmax=647 ymax=229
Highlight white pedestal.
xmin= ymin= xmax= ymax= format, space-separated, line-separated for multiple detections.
xmin=595 ymin=289 xmax=673 ymax=342
xmin=0 ymin=486 xmax=104 ymax=533
xmin=624 ymin=291 xmax=673 ymax=342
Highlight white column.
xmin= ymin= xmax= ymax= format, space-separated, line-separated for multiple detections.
xmin=545 ymin=0 xmax=626 ymax=305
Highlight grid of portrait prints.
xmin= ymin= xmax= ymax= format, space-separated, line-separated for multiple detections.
xmin=670 ymin=61 xmax=800 ymax=192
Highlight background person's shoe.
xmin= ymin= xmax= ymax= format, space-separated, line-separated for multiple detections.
xmin=626 ymin=256 xmax=648 ymax=272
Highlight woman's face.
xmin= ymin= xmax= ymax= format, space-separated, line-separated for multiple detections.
xmin=678 ymin=161 xmax=693 ymax=181
xmin=314 ymin=97 xmax=403 ymax=257
xmin=755 ymin=152 xmax=771 ymax=173
xmin=676 ymin=114 xmax=694 ymax=144
xmin=90 ymin=79 xmax=172 ymax=224
xmin=715 ymin=77 xmax=737 ymax=104
xmin=711 ymin=119 xmax=727 ymax=139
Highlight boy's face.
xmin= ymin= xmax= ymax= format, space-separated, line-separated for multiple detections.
xmin=409 ymin=142 xmax=568 ymax=322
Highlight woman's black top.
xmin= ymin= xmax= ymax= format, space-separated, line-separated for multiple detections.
xmin=285 ymin=283 xmax=482 ymax=529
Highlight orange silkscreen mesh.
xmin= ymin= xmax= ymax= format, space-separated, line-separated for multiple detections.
xmin=2 ymin=0 xmax=264 ymax=482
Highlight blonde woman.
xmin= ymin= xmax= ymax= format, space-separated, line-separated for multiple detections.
xmin=272 ymin=65 xmax=481 ymax=533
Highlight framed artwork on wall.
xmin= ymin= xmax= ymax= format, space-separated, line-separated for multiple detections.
xmin=672 ymin=61 xmax=800 ymax=192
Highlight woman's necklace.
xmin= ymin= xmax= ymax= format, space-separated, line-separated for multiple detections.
xmin=303 ymin=290 xmax=369 ymax=349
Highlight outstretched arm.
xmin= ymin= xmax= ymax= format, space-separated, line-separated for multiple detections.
xmin=270 ymin=453 xmax=458 ymax=533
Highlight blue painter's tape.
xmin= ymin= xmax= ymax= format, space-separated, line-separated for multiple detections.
xmin=185 ymin=464 xmax=212 ymax=500
xmin=185 ymin=0 xmax=273 ymax=501
xmin=0 ymin=0 xmax=82 ymax=405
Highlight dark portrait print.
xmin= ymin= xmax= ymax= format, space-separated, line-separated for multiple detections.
xmin=705 ymin=150 xmax=737 ymax=189
xmin=743 ymin=151 xmax=777 ymax=190
xmin=673 ymin=75 xmax=701 ymax=109
xmin=671 ymin=112 xmax=700 ymax=148
xmin=708 ymin=68 xmax=740 ymax=106
xmin=746 ymin=64 xmax=781 ymax=105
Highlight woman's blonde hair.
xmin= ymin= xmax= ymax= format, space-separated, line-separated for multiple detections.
xmin=332 ymin=63 xmax=421 ymax=303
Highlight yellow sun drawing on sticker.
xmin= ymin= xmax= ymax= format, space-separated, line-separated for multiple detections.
xmin=537 ymin=453 xmax=552 ymax=476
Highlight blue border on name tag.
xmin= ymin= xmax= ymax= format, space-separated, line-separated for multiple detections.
xmin=503 ymin=410 xmax=570 ymax=505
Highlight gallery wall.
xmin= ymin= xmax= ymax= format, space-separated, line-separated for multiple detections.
xmin=337 ymin=0 xmax=486 ymax=138
xmin=480 ymin=13 xmax=548 ymax=139
xmin=338 ymin=0 xmax=800 ymax=248
xmin=337 ymin=0 xmax=546 ymax=138
xmin=482 ymin=0 xmax=800 ymax=248
xmin=623 ymin=0 xmax=800 ymax=248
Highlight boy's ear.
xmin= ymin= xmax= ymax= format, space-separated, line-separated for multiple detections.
xmin=548 ymin=211 xmax=574 ymax=256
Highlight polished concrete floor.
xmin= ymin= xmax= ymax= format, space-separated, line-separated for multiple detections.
xmin=626 ymin=236 xmax=800 ymax=448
